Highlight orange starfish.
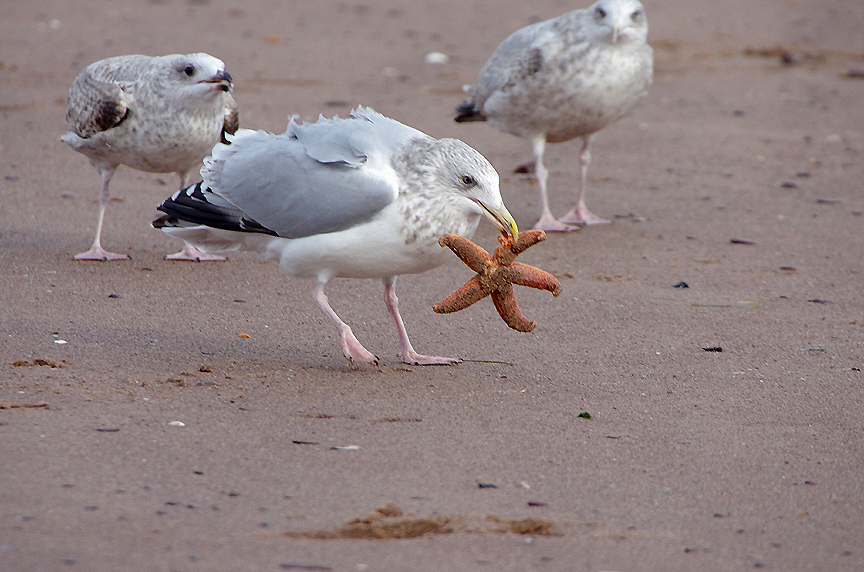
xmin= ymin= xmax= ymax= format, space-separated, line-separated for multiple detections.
xmin=433 ymin=230 xmax=562 ymax=332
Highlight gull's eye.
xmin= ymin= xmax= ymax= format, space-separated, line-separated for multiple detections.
xmin=631 ymin=9 xmax=643 ymax=22
xmin=184 ymin=65 xmax=195 ymax=77
xmin=595 ymin=6 xmax=606 ymax=19
xmin=461 ymin=175 xmax=477 ymax=186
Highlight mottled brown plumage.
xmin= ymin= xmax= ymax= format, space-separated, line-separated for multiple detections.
xmin=62 ymin=53 xmax=238 ymax=260
xmin=456 ymin=0 xmax=653 ymax=231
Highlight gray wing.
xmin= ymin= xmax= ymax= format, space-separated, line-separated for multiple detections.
xmin=64 ymin=69 xmax=131 ymax=138
xmin=473 ymin=12 xmax=608 ymax=111
xmin=471 ymin=20 xmax=557 ymax=106
xmin=202 ymin=112 xmax=419 ymax=239
xmin=64 ymin=55 xmax=156 ymax=138
xmin=66 ymin=55 xmax=155 ymax=139
xmin=292 ymin=106 xmax=425 ymax=166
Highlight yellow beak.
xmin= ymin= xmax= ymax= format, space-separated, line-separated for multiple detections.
xmin=473 ymin=199 xmax=519 ymax=241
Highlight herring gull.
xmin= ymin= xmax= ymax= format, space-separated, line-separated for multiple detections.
xmin=455 ymin=0 xmax=652 ymax=231
xmin=152 ymin=107 xmax=518 ymax=365
xmin=62 ymin=53 xmax=239 ymax=260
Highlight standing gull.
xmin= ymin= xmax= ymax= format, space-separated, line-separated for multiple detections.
xmin=455 ymin=0 xmax=652 ymax=231
xmin=153 ymin=107 xmax=518 ymax=365
xmin=62 ymin=53 xmax=239 ymax=260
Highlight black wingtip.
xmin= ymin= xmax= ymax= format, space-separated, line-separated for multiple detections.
xmin=151 ymin=214 xmax=175 ymax=229
xmin=454 ymin=100 xmax=486 ymax=123
xmin=154 ymin=182 xmax=278 ymax=236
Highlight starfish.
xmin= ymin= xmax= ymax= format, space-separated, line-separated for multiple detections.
xmin=433 ymin=230 xmax=562 ymax=332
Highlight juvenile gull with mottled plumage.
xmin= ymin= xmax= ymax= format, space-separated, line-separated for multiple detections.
xmin=153 ymin=107 xmax=518 ymax=365
xmin=62 ymin=53 xmax=238 ymax=260
xmin=456 ymin=0 xmax=652 ymax=231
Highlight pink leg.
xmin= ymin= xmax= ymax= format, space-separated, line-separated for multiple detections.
xmin=558 ymin=136 xmax=611 ymax=226
xmin=164 ymin=171 xmax=226 ymax=261
xmin=529 ymin=136 xmax=581 ymax=232
xmin=314 ymin=281 xmax=378 ymax=364
xmin=75 ymin=165 xmax=130 ymax=261
xmin=165 ymin=244 xmax=227 ymax=261
xmin=384 ymin=277 xmax=458 ymax=365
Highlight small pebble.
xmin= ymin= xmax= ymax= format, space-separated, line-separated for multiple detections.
xmin=780 ymin=50 xmax=800 ymax=65
xmin=424 ymin=52 xmax=449 ymax=64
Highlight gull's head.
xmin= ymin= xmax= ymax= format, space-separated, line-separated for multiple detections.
xmin=590 ymin=0 xmax=648 ymax=45
xmin=428 ymin=139 xmax=518 ymax=241
xmin=166 ymin=53 xmax=233 ymax=96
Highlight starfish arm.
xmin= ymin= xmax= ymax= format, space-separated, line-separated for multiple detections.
xmin=508 ymin=262 xmax=562 ymax=296
xmin=433 ymin=275 xmax=489 ymax=313
xmin=491 ymin=286 xmax=536 ymax=332
xmin=498 ymin=229 xmax=547 ymax=261
xmin=439 ymin=234 xmax=492 ymax=272
xmin=513 ymin=229 xmax=548 ymax=252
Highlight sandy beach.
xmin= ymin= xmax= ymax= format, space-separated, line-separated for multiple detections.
xmin=2 ymin=1 xmax=863 ymax=570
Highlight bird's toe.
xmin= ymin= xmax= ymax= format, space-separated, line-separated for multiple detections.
xmin=165 ymin=245 xmax=227 ymax=261
xmin=74 ymin=247 xmax=130 ymax=261
xmin=532 ymin=215 xmax=582 ymax=233
xmin=402 ymin=351 xmax=461 ymax=366
xmin=559 ymin=208 xmax=611 ymax=226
